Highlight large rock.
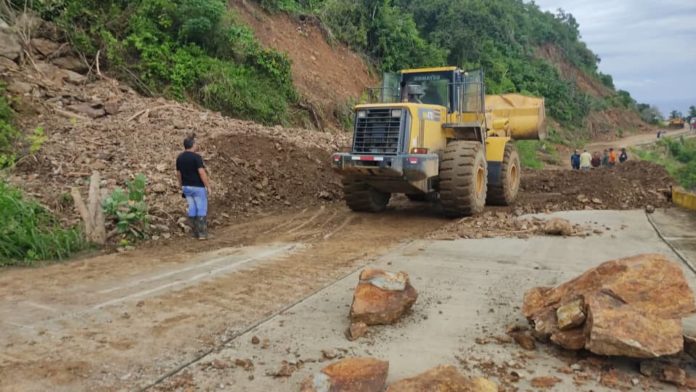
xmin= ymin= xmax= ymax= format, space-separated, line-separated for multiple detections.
xmin=67 ymin=102 xmax=106 ymax=119
xmin=0 ymin=29 xmax=21 ymax=60
xmin=523 ymin=254 xmax=696 ymax=358
xmin=543 ymin=218 xmax=573 ymax=236
xmin=299 ymin=357 xmax=388 ymax=392
xmin=386 ymin=365 xmax=497 ymax=392
xmin=52 ymin=55 xmax=88 ymax=73
xmin=584 ymin=292 xmax=684 ymax=358
xmin=30 ymin=38 xmax=61 ymax=57
xmin=350 ymin=269 xmax=418 ymax=325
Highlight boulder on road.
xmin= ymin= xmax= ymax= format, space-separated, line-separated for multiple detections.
xmin=386 ymin=365 xmax=497 ymax=392
xmin=523 ymin=254 xmax=696 ymax=358
xmin=543 ymin=218 xmax=573 ymax=236
xmin=350 ymin=268 xmax=418 ymax=325
xmin=300 ymin=357 xmax=388 ymax=392
xmin=585 ymin=292 xmax=684 ymax=358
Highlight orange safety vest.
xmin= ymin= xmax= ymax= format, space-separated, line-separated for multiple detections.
xmin=609 ymin=151 xmax=617 ymax=163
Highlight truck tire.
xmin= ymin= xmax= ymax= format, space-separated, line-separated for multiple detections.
xmin=439 ymin=141 xmax=487 ymax=217
xmin=406 ymin=194 xmax=427 ymax=202
xmin=342 ymin=178 xmax=391 ymax=212
xmin=487 ymin=144 xmax=521 ymax=206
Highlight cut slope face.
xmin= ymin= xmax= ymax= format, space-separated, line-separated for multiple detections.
xmin=231 ymin=0 xmax=376 ymax=129
xmin=536 ymin=43 xmax=649 ymax=139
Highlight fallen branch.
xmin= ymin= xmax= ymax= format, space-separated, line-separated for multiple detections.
xmin=54 ymin=108 xmax=90 ymax=122
xmin=127 ymin=105 xmax=181 ymax=122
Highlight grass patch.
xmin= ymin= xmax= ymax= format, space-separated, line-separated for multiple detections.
xmin=0 ymin=182 xmax=87 ymax=266
xmin=515 ymin=140 xmax=544 ymax=169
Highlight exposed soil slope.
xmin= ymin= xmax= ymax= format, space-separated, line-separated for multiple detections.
xmin=231 ymin=0 xmax=377 ymax=129
xmin=536 ymin=43 xmax=649 ymax=140
xmin=2 ymin=57 xmax=348 ymax=235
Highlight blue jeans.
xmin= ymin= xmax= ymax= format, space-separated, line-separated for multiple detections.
xmin=182 ymin=186 xmax=207 ymax=217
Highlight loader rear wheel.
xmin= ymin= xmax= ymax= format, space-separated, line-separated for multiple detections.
xmin=439 ymin=141 xmax=487 ymax=217
xmin=342 ymin=178 xmax=391 ymax=212
xmin=406 ymin=194 xmax=427 ymax=202
xmin=487 ymin=144 xmax=521 ymax=206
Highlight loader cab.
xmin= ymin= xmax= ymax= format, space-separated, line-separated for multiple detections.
xmin=400 ymin=67 xmax=457 ymax=111
xmin=378 ymin=67 xmax=485 ymax=115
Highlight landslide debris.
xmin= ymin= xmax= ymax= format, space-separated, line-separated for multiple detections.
xmin=1 ymin=29 xmax=349 ymax=235
xmin=430 ymin=212 xmax=590 ymax=240
xmin=522 ymin=253 xmax=696 ymax=358
xmin=518 ymin=161 xmax=674 ymax=212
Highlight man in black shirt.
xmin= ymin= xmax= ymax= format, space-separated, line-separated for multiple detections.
xmin=176 ymin=136 xmax=212 ymax=239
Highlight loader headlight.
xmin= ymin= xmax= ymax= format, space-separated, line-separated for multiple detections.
xmin=357 ymin=110 xmax=367 ymax=118
xmin=391 ymin=109 xmax=402 ymax=118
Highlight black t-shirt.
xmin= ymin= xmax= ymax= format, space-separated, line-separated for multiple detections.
xmin=176 ymin=151 xmax=205 ymax=187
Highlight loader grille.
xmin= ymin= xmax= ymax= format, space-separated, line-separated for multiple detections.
xmin=352 ymin=109 xmax=403 ymax=155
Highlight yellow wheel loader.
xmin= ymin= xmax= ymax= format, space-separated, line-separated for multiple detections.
xmin=331 ymin=67 xmax=546 ymax=217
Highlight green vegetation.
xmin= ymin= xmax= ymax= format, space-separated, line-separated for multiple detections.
xmin=27 ymin=0 xmax=296 ymax=124
xmin=0 ymin=84 xmax=20 ymax=168
xmin=258 ymin=0 xmax=635 ymax=129
xmin=102 ymin=174 xmax=150 ymax=242
xmin=515 ymin=140 xmax=544 ymax=169
xmin=0 ymin=181 xmax=86 ymax=265
xmin=634 ymin=137 xmax=696 ymax=191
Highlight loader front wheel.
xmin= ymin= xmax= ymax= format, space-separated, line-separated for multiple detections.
xmin=487 ymin=144 xmax=521 ymax=206
xmin=342 ymin=178 xmax=391 ymax=212
xmin=439 ymin=141 xmax=487 ymax=217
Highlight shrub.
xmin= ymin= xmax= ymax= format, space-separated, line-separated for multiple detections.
xmin=102 ymin=174 xmax=150 ymax=241
xmin=31 ymin=0 xmax=297 ymax=125
xmin=0 ymin=181 xmax=86 ymax=265
xmin=0 ymin=84 xmax=20 ymax=168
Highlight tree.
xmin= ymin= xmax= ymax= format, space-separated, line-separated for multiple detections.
xmin=689 ymin=105 xmax=696 ymax=118
xmin=670 ymin=110 xmax=683 ymax=119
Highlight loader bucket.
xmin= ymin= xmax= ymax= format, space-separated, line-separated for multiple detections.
xmin=485 ymin=94 xmax=547 ymax=140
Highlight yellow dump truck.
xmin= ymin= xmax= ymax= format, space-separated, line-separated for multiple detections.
xmin=668 ymin=117 xmax=685 ymax=129
xmin=331 ymin=67 xmax=546 ymax=217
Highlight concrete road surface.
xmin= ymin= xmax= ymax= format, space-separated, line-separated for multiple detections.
xmin=163 ymin=209 xmax=696 ymax=391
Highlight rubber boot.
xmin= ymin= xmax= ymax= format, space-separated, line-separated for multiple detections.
xmin=197 ymin=216 xmax=208 ymax=240
xmin=188 ymin=217 xmax=199 ymax=239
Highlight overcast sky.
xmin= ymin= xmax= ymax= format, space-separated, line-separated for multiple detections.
xmin=531 ymin=0 xmax=696 ymax=116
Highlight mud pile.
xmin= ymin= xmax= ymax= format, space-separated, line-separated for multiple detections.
xmin=2 ymin=28 xmax=348 ymax=233
xmin=517 ymin=161 xmax=674 ymax=212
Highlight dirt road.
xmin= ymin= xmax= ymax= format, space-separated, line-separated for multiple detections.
xmin=587 ymin=126 xmax=694 ymax=151
xmin=0 ymin=200 xmax=448 ymax=391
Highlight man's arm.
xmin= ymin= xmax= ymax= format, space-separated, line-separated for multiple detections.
xmin=176 ymin=171 xmax=182 ymax=187
xmin=198 ymin=167 xmax=211 ymax=193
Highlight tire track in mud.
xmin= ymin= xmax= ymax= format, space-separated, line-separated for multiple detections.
xmin=0 ymin=201 xmax=447 ymax=391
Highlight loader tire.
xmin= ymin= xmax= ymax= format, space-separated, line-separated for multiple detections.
xmin=406 ymin=194 xmax=427 ymax=202
xmin=342 ymin=178 xmax=391 ymax=212
xmin=439 ymin=141 xmax=487 ymax=217
xmin=487 ymin=144 xmax=521 ymax=206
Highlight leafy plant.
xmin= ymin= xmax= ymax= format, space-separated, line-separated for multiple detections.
xmin=102 ymin=174 xmax=149 ymax=240
xmin=0 ymin=181 xmax=86 ymax=265
xmin=27 ymin=0 xmax=298 ymax=125
xmin=0 ymin=84 xmax=20 ymax=168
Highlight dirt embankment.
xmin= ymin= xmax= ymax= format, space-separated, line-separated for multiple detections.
xmin=518 ymin=160 xmax=674 ymax=211
xmin=231 ymin=0 xmax=377 ymax=130
xmin=2 ymin=44 xmax=349 ymax=236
